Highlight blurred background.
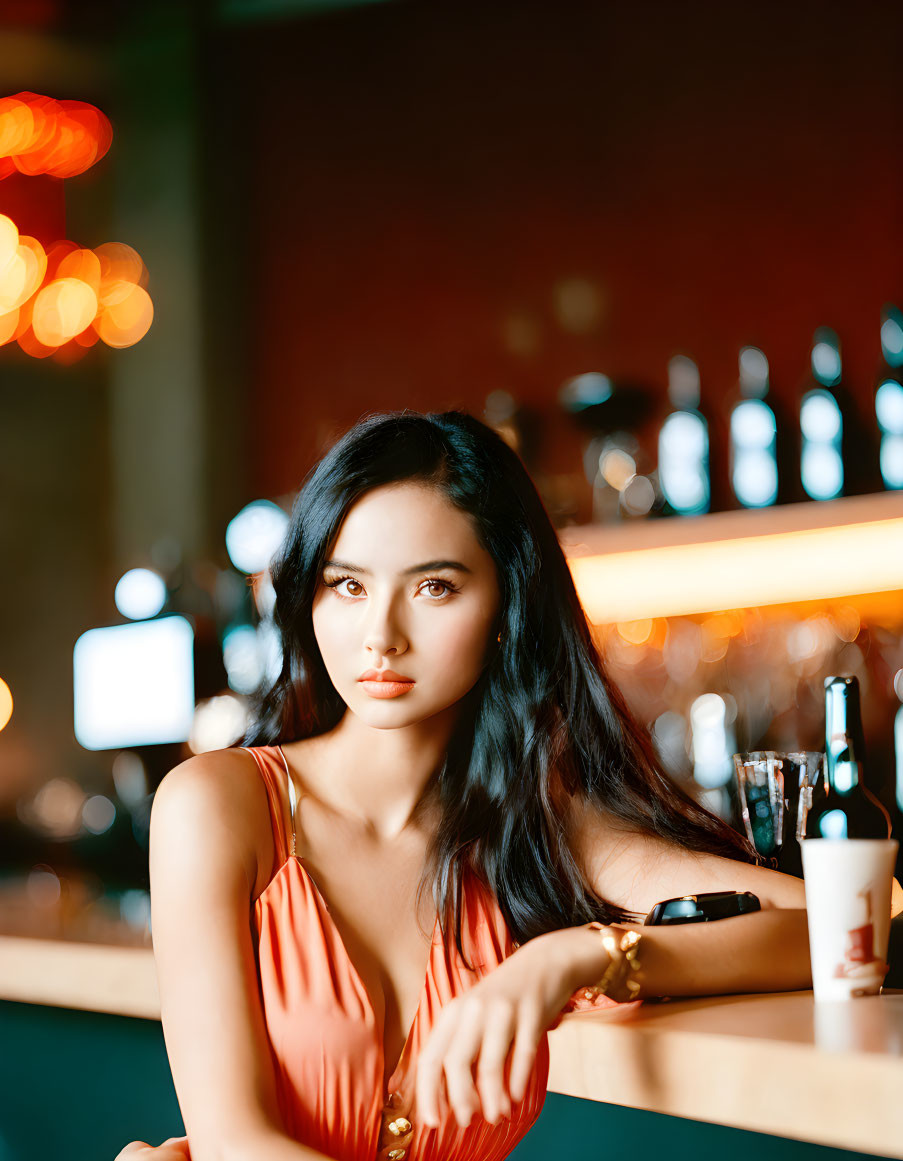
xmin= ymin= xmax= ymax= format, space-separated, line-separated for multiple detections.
xmin=1 ymin=0 xmax=902 ymax=1155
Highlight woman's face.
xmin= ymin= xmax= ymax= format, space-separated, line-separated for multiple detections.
xmin=311 ymin=481 xmax=501 ymax=730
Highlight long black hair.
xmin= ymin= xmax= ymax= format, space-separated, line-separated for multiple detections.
xmin=243 ymin=410 xmax=760 ymax=963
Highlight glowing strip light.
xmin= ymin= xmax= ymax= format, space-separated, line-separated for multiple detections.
xmin=567 ymin=515 xmax=903 ymax=623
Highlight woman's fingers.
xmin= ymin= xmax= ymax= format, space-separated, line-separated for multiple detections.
xmin=508 ymin=1000 xmax=544 ymax=1104
xmin=440 ymin=999 xmax=486 ymax=1127
xmin=113 ymin=1140 xmax=190 ymax=1161
xmin=473 ymin=1000 xmax=516 ymax=1123
xmin=416 ymin=1006 xmax=458 ymax=1127
xmin=417 ymin=977 xmax=548 ymax=1130
xmin=161 ymin=1140 xmax=192 ymax=1158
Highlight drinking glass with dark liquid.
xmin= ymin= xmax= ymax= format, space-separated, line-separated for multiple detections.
xmin=733 ymin=750 xmax=824 ymax=877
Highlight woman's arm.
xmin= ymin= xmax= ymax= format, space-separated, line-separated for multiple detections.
xmin=549 ymin=906 xmax=810 ymax=1000
xmin=557 ymin=800 xmax=811 ymax=997
xmin=147 ymin=751 xmax=338 ymax=1161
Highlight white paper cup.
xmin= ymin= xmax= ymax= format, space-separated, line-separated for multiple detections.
xmin=801 ymin=838 xmax=898 ymax=1001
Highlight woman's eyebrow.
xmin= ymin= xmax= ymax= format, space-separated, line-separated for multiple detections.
xmin=405 ymin=559 xmax=473 ymax=575
xmin=322 ymin=558 xmax=472 ymax=575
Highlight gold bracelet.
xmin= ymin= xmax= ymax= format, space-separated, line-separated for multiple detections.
xmin=580 ymin=922 xmax=644 ymax=1002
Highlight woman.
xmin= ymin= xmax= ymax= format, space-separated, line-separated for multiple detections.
xmin=117 ymin=410 xmax=809 ymax=1161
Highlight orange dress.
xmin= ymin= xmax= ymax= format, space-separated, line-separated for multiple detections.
xmin=169 ymin=745 xmax=639 ymax=1161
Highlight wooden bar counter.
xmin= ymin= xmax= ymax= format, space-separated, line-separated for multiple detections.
xmin=547 ymin=989 xmax=903 ymax=1159
xmin=1 ymin=933 xmax=900 ymax=1159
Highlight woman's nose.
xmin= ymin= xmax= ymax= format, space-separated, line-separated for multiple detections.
xmin=362 ymin=599 xmax=408 ymax=656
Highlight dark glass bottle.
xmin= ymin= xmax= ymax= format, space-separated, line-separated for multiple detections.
xmin=727 ymin=345 xmax=801 ymax=509
xmin=804 ymin=675 xmax=892 ymax=840
xmin=800 ymin=328 xmax=881 ymax=500
xmin=658 ymin=354 xmax=711 ymax=516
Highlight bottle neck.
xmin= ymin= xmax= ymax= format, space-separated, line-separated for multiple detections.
xmin=824 ymin=678 xmax=866 ymax=795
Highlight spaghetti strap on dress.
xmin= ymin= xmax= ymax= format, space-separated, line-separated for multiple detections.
xmin=169 ymin=745 xmax=640 ymax=1161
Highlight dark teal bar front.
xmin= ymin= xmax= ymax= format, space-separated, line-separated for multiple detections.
xmin=0 ymin=1000 xmax=893 ymax=1161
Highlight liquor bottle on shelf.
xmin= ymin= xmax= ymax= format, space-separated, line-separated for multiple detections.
xmin=875 ymin=303 xmax=903 ymax=490
xmin=804 ymin=675 xmax=893 ymax=840
xmin=657 ymin=354 xmax=710 ymax=516
xmin=800 ymin=327 xmax=880 ymax=500
xmin=727 ymin=346 xmax=798 ymax=508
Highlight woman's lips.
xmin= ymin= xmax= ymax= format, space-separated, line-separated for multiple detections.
xmin=357 ymin=669 xmax=415 ymax=699
xmin=359 ymin=679 xmax=415 ymax=699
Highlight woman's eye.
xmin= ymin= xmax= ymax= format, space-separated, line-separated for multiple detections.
xmin=419 ymin=579 xmax=454 ymax=599
xmin=326 ymin=576 xmax=365 ymax=598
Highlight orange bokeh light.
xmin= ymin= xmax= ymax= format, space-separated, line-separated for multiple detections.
xmin=0 ymin=248 xmax=27 ymax=310
xmin=43 ymin=239 xmax=79 ymax=280
xmin=0 ymin=212 xmax=153 ymax=357
xmin=95 ymin=242 xmax=148 ymax=302
xmin=0 ymin=676 xmax=12 ymax=732
xmin=95 ymin=282 xmax=154 ymax=348
xmin=0 ymin=216 xmax=48 ymax=339
xmin=32 ymin=277 xmax=99 ymax=347
xmin=0 ymin=92 xmax=154 ymax=356
xmin=16 ymin=236 xmax=48 ymax=300
xmin=57 ymin=247 xmax=102 ymax=294
xmin=0 ymin=213 xmax=17 ymax=266
xmin=0 ymin=92 xmax=112 ymax=179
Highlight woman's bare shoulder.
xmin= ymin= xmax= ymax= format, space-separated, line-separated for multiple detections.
xmin=152 ymin=746 xmax=274 ymax=900
xmin=148 ymin=747 xmax=289 ymax=1153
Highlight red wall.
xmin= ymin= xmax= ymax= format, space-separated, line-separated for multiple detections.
xmin=222 ymin=0 xmax=902 ymax=500
xmin=0 ymin=173 xmax=65 ymax=247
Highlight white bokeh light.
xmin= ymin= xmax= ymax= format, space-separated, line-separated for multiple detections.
xmin=738 ymin=346 xmax=769 ymax=398
xmin=661 ymin=410 xmax=707 ymax=458
xmin=225 ymin=501 xmax=289 ymax=575
xmin=896 ymin=705 xmax=903 ymax=813
xmin=73 ymin=617 xmax=195 ymax=750
xmin=733 ymin=449 xmax=778 ymax=508
xmin=223 ymin=624 xmax=265 ymax=695
xmin=620 ymin=475 xmax=655 ymax=516
xmin=690 ymin=693 xmax=734 ymax=789
xmin=83 ymin=794 xmax=116 ymax=835
xmin=800 ymin=390 xmax=842 ymax=442
xmin=189 ymin=693 xmax=250 ymax=754
xmin=802 ymin=444 xmax=843 ymax=500
xmin=559 ymin=372 xmax=613 ymax=411
xmin=731 ymin=400 xmax=776 ymax=449
xmin=811 ymin=338 xmax=842 ymax=386
xmin=658 ymin=411 xmax=709 ymax=514
xmin=880 ymin=435 xmax=903 ymax=489
xmin=876 ymin=380 xmax=903 ymax=434
xmin=881 ymin=310 xmax=903 ymax=366
xmin=666 ymin=355 xmax=701 ymax=409
xmin=114 ymin=568 xmax=167 ymax=620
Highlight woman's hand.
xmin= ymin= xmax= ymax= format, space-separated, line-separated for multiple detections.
xmin=415 ymin=928 xmax=593 ymax=1129
xmin=114 ymin=1136 xmax=190 ymax=1160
